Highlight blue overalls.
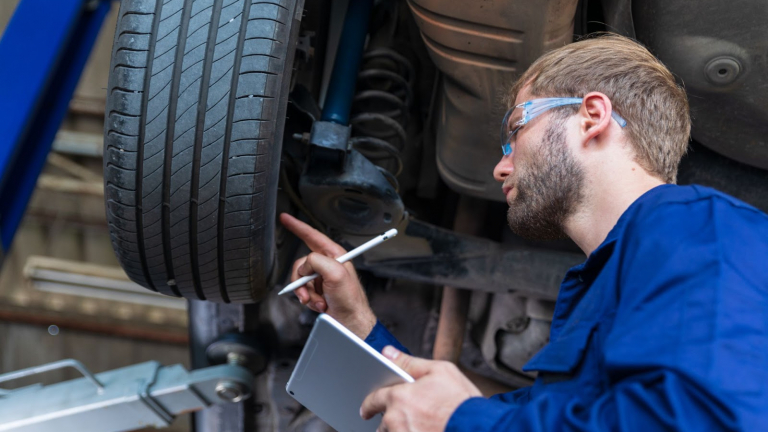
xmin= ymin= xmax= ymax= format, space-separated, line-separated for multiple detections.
xmin=366 ymin=184 xmax=768 ymax=431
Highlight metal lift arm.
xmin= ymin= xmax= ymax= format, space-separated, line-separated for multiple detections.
xmin=0 ymin=359 xmax=254 ymax=432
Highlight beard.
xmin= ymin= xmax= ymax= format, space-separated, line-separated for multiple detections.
xmin=506 ymin=121 xmax=585 ymax=241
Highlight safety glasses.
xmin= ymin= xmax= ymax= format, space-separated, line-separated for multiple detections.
xmin=500 ymin=97 xmax=628 ymax=156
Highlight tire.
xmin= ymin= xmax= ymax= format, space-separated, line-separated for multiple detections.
xmin=104 ymin=0 xmax=302 ymax=302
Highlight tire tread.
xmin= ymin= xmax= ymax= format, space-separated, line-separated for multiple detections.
xmin=104 ymin=0 xmax=298 ymax=302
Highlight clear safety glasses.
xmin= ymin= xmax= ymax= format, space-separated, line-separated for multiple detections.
xmin=500 ymin=97 xmax=628 ymax=156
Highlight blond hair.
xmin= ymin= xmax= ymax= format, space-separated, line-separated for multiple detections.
xmin=510 ymin=34 xmax=690 ymax=183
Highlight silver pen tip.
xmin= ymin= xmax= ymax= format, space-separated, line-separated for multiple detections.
xmin=383 ymin=228 xmax=398 ymax=240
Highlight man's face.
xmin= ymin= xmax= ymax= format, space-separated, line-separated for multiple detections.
xmin=495 ymin=87 xmax=586 ymax=241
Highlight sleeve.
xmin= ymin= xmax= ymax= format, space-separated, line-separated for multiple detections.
xmin=364 ymin=320 xmax=410 ymax=355
xmin=446 ymin=370 xmax=738 ymax=432
xmin=445 ymin=197 xmax=767 ymax=431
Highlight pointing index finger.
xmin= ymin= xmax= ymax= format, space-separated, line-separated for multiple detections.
xmin=280 ymin=213 xmax=346 ymax=257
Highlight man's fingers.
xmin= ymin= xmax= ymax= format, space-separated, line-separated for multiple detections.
xmin=290 ymin=257 xmax=312 ymax=303
xmin=297 ymin=253 xmax=348 ymax=286
xmin=360 ymin=387 xmax=391 ymax=420
xmin=289 ymin=254 xmax=333 ymax=312
xmin=304 ymin=288 xmax=327 ymax=312
xmin=280 ymin=213 xmax=347 ymax=256
xmin=291 ymin=257 xmax=307 ymax=284
xmin=313 ymin=276 xmax=324 ymax=296
xmin=294 ymin=286 xmax=309 ymax=304
xmin=382 ymin=346 xmax=434 ymax=379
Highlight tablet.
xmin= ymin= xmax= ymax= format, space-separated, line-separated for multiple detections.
xmin=286 ymin=314 xmax=414 ymax=432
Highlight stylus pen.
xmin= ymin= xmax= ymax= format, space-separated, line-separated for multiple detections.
xmin=277 ymin=229 xmax=399 ymax=296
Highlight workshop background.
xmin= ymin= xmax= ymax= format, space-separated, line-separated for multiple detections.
xmin=0 ymin=2 xmax=189 ymax=430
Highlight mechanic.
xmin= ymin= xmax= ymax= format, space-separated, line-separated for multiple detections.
xmin=279 ymin=34 xmax=768 ymax=431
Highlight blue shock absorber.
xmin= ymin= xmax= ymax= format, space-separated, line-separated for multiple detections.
xmin=321 ymin=0 xmax=375 ymax=125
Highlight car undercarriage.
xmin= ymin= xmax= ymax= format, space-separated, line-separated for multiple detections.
xmin=94 ymin=0 xmax=768 ymax=430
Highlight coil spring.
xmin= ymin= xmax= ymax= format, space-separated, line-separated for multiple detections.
xmin=350 ymin=47 xmax=414 ymax=192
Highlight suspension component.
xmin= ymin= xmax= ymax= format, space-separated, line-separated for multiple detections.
xmin=349 ymin=47 xmax=414 ymax=192
xmin=298 ymin=0 xmax=406 ymax=236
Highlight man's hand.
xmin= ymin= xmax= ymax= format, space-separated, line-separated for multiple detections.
xmin=360 ymin=346 xmax=482 ymax=432
xmin=279 ymin=213 xmax=377 ymax=339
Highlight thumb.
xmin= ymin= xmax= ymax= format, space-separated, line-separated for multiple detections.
xmin=382 ymin=346 xmax=433 ymax=379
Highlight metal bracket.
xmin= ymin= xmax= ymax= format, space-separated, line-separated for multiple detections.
xmin=0 ymin=359 xmax=254 ymax=432
xmin=306 ymin=120 xmax=352 ymax=170
xmin=301 ymin=147 xmax=405 ymax=236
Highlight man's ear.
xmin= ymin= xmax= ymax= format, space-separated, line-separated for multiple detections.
xmin=579 ymin=92 xmax=613 ymax=146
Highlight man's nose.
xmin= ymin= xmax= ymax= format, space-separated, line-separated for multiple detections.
xmin=493 ymin=155 xmax=513 ymax=183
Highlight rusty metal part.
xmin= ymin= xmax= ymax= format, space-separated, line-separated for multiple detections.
xmin=433 ymin=287 xmax=471 ymax=362
xmin=474 ymin=292 xmax=555 ymax=386
xmin=406 ymin=0 xmax=579 ymax=201
xmin=433 ymin=196 xmax=486 ymax=362
xmin=0 ymin=307 xmax=188 ymax=345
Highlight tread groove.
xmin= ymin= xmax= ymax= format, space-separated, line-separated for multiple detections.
xmin=107 ymin=144 xmax=138 ymax=153
xmin=116 ymin=47 xmax=149 ymax=54
xmin=218 ymin=12 xmax=243 ymax=28
xmin=162 ymin=0 xmax=196 ymax=298
xmin=243 ymin=37 xmax=281 ymax=44
xmin=118 ymin=30 xmax=152 ymax=37
xmin=107 ymin=129 xmax=139 ymax=138
xmin=217 ymin=0 xmax=252 ymax=303
xmin=241 ymin=70 xmax=277 ymax=76
xmin=191 ymin=0 xmax=226 ymax=301
xmin=132 ymin=0 xmax=166 ymax=293
xmin=252 ymin=1 xmax=288 ymax=11
xmin=248 ymin=17 xmax=285 ymax=25
xmin=124 ymin=11 xmax=155 ymax=17
xmin=111 ymin=86 xmax=144 ymax=95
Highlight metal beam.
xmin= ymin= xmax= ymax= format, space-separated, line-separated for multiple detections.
xmin=345 ymin=219 xmax=584 ymax=300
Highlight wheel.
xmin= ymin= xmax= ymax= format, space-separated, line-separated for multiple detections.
xmin=104 ymin=0 xmax=302 ymax=302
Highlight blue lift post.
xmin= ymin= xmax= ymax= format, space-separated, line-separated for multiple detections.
xmin=0 ymin=0 xmax=112 ymax=262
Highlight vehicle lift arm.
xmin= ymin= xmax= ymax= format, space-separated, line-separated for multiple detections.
xmin=0 ymin=359 xmax=255 ymax=432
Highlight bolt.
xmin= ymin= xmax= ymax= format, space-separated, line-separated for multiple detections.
xmin=215 ymin=380 xmax=250 ymax=403
xmin=292 ymin=132 xmax=310 ymax=144
xmin=227 ymin=352 xmax=247 ymax=366
xmin=705 ymin=56 xmax=742 ymax=86
xmin=505 ymin=316 xmax=530 ymax=334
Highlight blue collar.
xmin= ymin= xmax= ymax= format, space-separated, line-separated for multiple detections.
xmin=584 ymin=184 xmax=675 ymax=274
xmin=549 ymin=184 xmax=674 ymax=338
